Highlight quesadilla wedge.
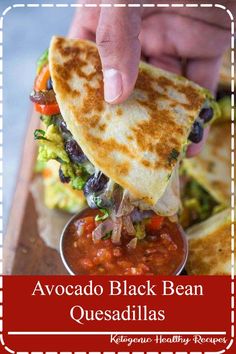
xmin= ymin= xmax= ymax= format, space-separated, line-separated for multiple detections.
xmin=180 ymin=121 xmax=231 ymax=229
xmin=179 ymin=48 xmax=233 ymax=229
xmin=49 ymin=37 xmax=215 ymax=202
xmin=183 ymin=121 xmax=231 ymax=205
xmin=30 ymin=36 xmax=217 ymax=244
xmin=186 ymin=208 xmax=234 ymax=275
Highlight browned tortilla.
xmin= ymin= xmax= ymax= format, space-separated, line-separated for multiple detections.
xmin=49 ymin=36 xmax=210 ymax=206
xmin=186 ymin=209 xmax=234 ymax=275
xmin=183 ymin=122 xmax=231 ymax=205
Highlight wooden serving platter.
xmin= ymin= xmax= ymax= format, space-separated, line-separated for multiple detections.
xmin=3 ymin=111 xmax=67 ymax=275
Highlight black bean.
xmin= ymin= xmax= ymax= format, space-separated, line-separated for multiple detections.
xmin=199 ymin=107 xmax=214 ymax=123
xmin=53 ymin=116 xmax=72 ymax=140
xmin=46 ymin=77 xmax=53 ymax=90
xmin=59 ymin=119 xmax=72 ymax=139
xmin=65 ymin=139 xmax=87 ymax=163
xmin=59 ymin=119 xmax=69 ymax=134
xmin=188 ymin=121 xmax=204 ymax=144
xmin=59 ymin=166 xmax=70 ymax=183
xmin=83 ymin=173 xmax=108 ymax=197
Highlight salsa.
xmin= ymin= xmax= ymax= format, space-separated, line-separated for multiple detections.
xmin=62 ymin=209 xmax=186 ymax=275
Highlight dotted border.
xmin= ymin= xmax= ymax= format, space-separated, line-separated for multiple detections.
xmin=0 ymin=2 xmax=234 ymax=354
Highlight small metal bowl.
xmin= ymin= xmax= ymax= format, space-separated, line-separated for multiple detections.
xmin=174 ymin=224 xmax=189 ymax=275
xmin=60 ymin=208 xmax=188 ymax=276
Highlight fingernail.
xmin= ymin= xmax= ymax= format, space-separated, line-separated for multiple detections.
xmin=103 ymin=68 xmax=122 ymax=103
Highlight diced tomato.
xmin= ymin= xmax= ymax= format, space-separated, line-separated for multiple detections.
xmin=86 ymin=222 xmax=96 ymax=233
xmin=76 ymin=216 xmax=96 ymax=238
xmin=80 ymin=258 xmax=94 ymax=269
xmin=34 ymin=64 xmax=50 ymax=91
xmin=146 ymin=215 xmax=164 ymax=232
xmin=34 ymin=102 xmax=60 ymax=115
xmin=81 ymin=216 xmax=95 ymax=224
xmin=33 ymin=64 xmax=61 ymax=115
xmin=81 ymin=217 xmax=96 ymax=234
xmin=63 ymin=208 xmax=185 ymax=275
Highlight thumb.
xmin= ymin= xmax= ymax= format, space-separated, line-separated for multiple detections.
xmin=186 ymin=56 xmax=222 ymax=93
xmin=96 ymin=7 xmax=141 ymax=104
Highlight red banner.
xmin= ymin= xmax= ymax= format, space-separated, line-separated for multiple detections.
xmin=1 ymin=275 xmax=235 ymax=353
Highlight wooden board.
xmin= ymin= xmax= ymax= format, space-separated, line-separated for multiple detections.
xmin=3 ymin=111 xmax=67 ymax=275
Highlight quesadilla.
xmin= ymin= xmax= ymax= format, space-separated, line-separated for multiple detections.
xmin=186 ymin=208 xmax=234 ymax=275
xmin=49 ymin=37 xmax=215 ymax=202
xmin=30 ymin=36 xmax=217 ymax=243
xmin=183 ymin=121 xmax=231 ymax=204
xmin=180 ymin=47 xmax=233 ymax=230
xmin=180 ymin=121 xmax=231 ymax=229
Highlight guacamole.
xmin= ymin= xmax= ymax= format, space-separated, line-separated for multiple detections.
xmin=36 ymin=115 xmax=91 ymax=191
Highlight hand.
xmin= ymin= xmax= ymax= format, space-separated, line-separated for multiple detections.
xmin=69 ymin=0 xmax=232 ymax=156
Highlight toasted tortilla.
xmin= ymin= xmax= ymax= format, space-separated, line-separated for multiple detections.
xmin=186 ymin=208 xmax=234 ymax=275
xmin=182 ymin=122 xmax=231 ymax=205
xmin=49 ymin=36 xmax=211 ymax=206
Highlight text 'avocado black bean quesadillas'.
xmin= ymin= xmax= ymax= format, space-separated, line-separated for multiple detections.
xmin=30 ymin=36 xmax=217 ymax=244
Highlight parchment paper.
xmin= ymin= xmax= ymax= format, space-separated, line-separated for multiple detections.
xmin=30 ymin=176 xmax=72 ymax=251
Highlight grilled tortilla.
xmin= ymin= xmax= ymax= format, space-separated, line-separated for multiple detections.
xmin=49 ymin=36 xmax=213 ymax=207
xmin=182 ymin=122 xmax=231 ymax=206
xmin=186 ymin=208 xmax=234 ymax=275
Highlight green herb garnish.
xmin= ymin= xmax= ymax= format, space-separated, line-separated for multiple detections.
xmin=168 ymin=148 xmax=180 ymax=166
xmin=95 ymin=208 xmax=110 ymax=222
xmin=94 ymin=196 xmax=103 ymax=208
xmin=34 ymin=129 xmax=50 ymax=141
xmin=102 ymin=231 xmax=112 ymax=240
xmin=94 ymin=196 xmax=110 ymax=221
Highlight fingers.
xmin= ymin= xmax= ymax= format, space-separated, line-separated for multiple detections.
xmin=96 ymin=6 xmax=141 ymax=103
xmin=140 ymin=13 xmax=230 ymax=63
xmin=186 ymin=56 xmax=223 ymax=93
xmin=68 ymin=2 xmax=100 ymax=40
xmin=68 ymin=4 xmax=142 ymax=104
xmin=187 ymin=126 xmax=210 ymax=158
xmin=148 ymin=55 xmax=183 ymax=75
